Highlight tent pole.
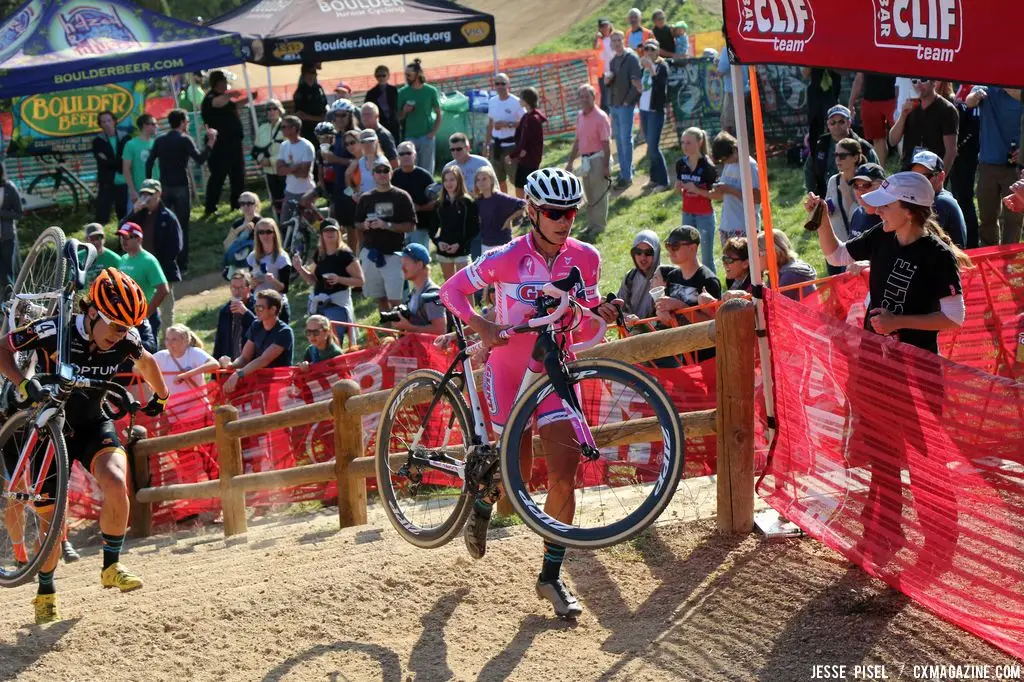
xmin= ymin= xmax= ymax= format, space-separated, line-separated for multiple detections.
xmin=730 ymin=63 xmax=777 ymax=448
xmin=242 ymin=62 xmax=273 ymax=201
xmin=266 ymin=66 xmax=274 ymax=101
xmin=491 ymin=43 xmax=499 ymax=76
xmin=402 ymin=54 xmax=408 ymax=70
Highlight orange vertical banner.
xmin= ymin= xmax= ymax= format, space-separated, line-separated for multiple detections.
xmin=747 ymin=65 xmax=780 ymax=290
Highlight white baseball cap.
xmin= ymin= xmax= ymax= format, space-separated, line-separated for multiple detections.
xmin=861 ymin=171 xmax=935 ymax=208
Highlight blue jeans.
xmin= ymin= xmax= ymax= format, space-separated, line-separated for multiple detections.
xmin=406 ymin=228 xmax=430 ymax=249
xmin=610 ymin=105 xmax=635 ymax=182
xmin=684 ymin=212 xmax=717 ymax=274
xmin=410 ymin=135 xmax=436 ymax=176
xmin=640 ymin=110 xmax=667 ymax=186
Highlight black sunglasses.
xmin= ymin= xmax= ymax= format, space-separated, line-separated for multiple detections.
xmin=631 ymin=248 xmax=654 ymax=257
xmin=666 ymin=241 xmax=696 ymax=249
xmin=257 ymin=230 xmax=275 ymax=235
xmin=238 ymin=200 xmax=257 ymax=206
xmin=722 ymin=255 xmax=746 ymax=264
xmin=373 ymin=168 xmax=391 ymax=174
xmin=834 ymin=152 xmax=855 ymax=160
xmin=398 ymin=151 xmax=414 ymax=156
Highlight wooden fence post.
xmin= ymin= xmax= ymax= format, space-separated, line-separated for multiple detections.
xmin=215 ymin=405 xmax=247 ymax=537
xmin=715 ymin=298 xmax=756 ymax=534
xmin=128 ymin=426 xmax=152 ymax=538
xmin=333 ymin=380 xmax=367 ymax=528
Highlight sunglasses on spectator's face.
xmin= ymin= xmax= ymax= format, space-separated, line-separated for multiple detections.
xmin=398 ymin=151 xmax=414 ymax=156
xmin=666 ymin=241 xmax=695 ymax=249
xmin=644 ymin=46 xmax=657 ymax=52
xmin=373 ymin=168 xmax=391 ymax=174
xmin=722 ymin=255 xmax=744 ymax=264
xmin=305 ymin=328 xmax=324 ymax=336
xmin=449 ymin=146 xmax=465 ymax=152
xmin=239 ymin=200 xmax=256 ymax=206
xmin=631 ymin=247 xmax=654 ymax=257
xmin=537 ymin=206 xmax=578 ymax=222
xmin=258 ymin=230 xmax=275 ymax=235
xmin=834 ymin=152 xmax=854 ymax=160
xmin=495 ymin=81 xmax=508 ymax=86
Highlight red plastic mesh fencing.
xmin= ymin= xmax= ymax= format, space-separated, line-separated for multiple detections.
xmin=68 ymin=333 xmax=719 ymax=525
xmin=759 ymin=288 xmax=1024 ymax=660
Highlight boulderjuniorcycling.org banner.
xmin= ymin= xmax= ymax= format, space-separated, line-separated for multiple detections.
xmin=8 ymin=80 xmax=145 ymax=155
xmin=256 ymin=19 xmax=494 ymax=63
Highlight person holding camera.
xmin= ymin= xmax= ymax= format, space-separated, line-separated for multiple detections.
xmin=380 ymin=243 xmax=445 ymax=335
xmin=213 ymin=270 xmax=257 ymax=361
xmin=355 ymin=160 xmax=417 ymax=312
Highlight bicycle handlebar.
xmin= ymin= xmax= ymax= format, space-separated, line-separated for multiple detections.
xmin=35 ymin=373 xmax=140 ymax=419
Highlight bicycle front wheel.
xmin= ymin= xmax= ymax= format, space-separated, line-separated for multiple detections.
xmin=499 ymin=358 xmax=685 ymax=549
xmin=4 ymin=226 xmax=66 ymax=337
xmin=375 ymin=369 xmax=474 ymax=548
xmin=0 ymin=410 xmax=70 ymax=588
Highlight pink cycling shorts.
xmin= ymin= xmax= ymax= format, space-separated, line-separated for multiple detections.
xmin=483 ymin=342 xmax=574 ymax=436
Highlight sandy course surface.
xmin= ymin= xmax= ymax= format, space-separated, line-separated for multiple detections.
xmin=0 ymin=503 xmax=1016 ymax=682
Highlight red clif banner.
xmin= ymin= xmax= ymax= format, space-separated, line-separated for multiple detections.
xmin=722 ymin=0 xmax=1024 ymax=87
xmin=69 ymin=335 xmax=720 ymax=525
xmin=760 ymin=288 xmax=1024 ymax=660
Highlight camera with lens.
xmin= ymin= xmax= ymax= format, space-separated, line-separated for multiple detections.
xmin=379 ymin=305 xmax=411 ymax=325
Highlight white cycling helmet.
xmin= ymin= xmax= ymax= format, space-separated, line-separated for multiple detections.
xmin=329 ymin=98 xmax=357 ymax=115
xmin=524 ymin=168 xmax=584 ymax=209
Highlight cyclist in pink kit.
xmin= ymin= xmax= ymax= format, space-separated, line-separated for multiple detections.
xmin=440 ymin=167 xmax=620 ymax=618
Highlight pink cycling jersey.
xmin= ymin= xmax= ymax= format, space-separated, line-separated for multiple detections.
xmin=440 ymin=233 xmax=602 ymax=433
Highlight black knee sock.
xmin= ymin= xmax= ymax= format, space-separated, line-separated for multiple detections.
xmin=37 ymin=570 xmax=55 ymax=595
xmin=540 ymin=542 xmax=566 ymax=582
xmin=102 ymin=533 xmax=124 ymax=570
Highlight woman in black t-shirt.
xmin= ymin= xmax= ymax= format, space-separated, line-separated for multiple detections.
xmin=814 ymin=171 xmax=970 ymax=355
xmin=293 ymin=220 xmax=364 ymax=342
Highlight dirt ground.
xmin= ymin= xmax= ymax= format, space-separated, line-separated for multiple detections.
xmin=0 ymin=508 xmax=1016 ymax=682
xmin=241 ymin=0 xmax=610 ymax=92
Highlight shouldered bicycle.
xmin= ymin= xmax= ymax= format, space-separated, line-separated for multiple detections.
xmin=374 ymin=267 xmax=685 ymax=550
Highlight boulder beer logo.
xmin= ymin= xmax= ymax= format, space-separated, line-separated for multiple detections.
xmin=736 ymin=0 xmax=816 ymax=53
xmin=874 ymin=0 xmax=963 ymax=63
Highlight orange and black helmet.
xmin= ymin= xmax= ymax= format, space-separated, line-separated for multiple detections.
xmin=90 ymin=268 xmax=148 ymax=327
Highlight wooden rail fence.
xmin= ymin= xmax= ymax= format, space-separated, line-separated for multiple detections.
xmin=129 ymin=300 xmax=756 ymax=538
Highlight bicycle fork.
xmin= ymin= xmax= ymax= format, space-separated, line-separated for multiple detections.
xmin=3 ymin=409 xmax=58 ymax=504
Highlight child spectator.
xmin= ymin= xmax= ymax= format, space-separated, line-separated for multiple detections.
xmin=508 ymin=87 xmax=546 ymax=199
xmin=676 ymin=127 xmax=718 ymax=272
xmin=710 ymin=131 xmax=760 ymax=247
xmin=153 ymin=324 xmax=219 ymax=397
xmin=474 ymin=166 xmax=525 ymax=253
xmin=433 ymin=166 xmax=480 ymax=280
xmin=617 ymin=229 xmax=661 ymax=322
xmin=299 ymin=314 xmax=343 ymax=369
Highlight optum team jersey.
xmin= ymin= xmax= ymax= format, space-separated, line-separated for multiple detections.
xmin=7 ymin=314 xmax=143 ymax=424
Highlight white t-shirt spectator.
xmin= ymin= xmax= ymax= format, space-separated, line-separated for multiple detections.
xmin=443 ymin=155 xmax=492 ymax=193
xmin=247 ymin=251 xmax=292 ymax=292
xmin=488 ymin=94 xmax=525 ymax=143
xmin=154 ymin=346 xmax=216 ymax=397
xmin=719 ymin=157 xmax=761 ymax=233
xmin=279 ymin=137 xmax=316 ymax=195
xmin=598 ymin=35 xmax=614 ymax=75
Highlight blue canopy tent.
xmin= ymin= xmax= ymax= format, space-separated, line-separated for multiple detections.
xmin=0 ymin=0 xmax=245 ymax=99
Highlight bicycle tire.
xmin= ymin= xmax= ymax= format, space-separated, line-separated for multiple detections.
xmin=498 ymin=358 xmax=685 ymax=550
xmin=3 ymin=226 xmax=66 ymax=337
xmin=27 ymin=173 xmax=79 ymax=213
xmin=0 ymin=410 xmax=70 ymax=588
xmin=375 ymin=369 xmax=475 ymax=549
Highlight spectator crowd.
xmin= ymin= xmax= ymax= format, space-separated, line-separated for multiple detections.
xmin=1 ymin=5 xmax=1018 ymax=400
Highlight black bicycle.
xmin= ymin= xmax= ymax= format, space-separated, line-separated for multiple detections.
xmin=375 ymin=267 xmax=685 ymax=550
xmin=23 ymin=153 xmax=96 ymax=213
xmin=0 ymin=238 xmax=140 ymax=587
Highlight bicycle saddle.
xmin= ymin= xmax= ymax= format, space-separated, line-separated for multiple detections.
xmin=64 ymin=239 xmax=96 ymax=292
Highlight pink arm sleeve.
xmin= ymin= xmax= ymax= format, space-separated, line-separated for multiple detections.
xmin=440 ymin=264 xmax=484 ymax=324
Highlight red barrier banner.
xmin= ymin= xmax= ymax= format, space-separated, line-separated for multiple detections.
xmin=722 ymin=0 xmax=1024 ymax=89
xmin=759 ymin=289 xmax=1024 ymax=659
xmin=68 ymin=335 xmax=721 ymax=525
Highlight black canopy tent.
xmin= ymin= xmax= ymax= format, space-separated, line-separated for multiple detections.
xmin=209 ymin=0 xmax=497 ymax=67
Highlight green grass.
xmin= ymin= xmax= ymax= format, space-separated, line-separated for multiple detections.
xmin=528 ymin=1 xmax=723 ymax=55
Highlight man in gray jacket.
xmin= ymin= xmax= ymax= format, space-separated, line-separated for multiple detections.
xmin=0 ymin=162 xmax=23 ymax=290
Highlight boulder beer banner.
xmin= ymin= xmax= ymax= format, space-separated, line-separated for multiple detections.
xmin=723 ymin=0 xmax=1024 ymax=88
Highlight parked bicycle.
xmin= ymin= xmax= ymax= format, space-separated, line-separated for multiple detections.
xmin=22 ymin=153 xmax=96 ymax=213
xmin=375 ymin=267 xmax=685 ymax=551
xmin=280 ymin=198 xmax=327 ymax=262
xmin=0 ymin=234 xmax=141 ymax=587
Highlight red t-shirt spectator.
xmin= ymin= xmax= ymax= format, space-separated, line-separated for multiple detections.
xmin=675 ymin=155 xmax=717 ymax=216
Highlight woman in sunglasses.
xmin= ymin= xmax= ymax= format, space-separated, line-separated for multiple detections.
xmin=246 ymin=218 xmax=292 ymax=323
xmin=617 ymin=228 xmax=661 ymax=321
xmin=0 ymin=268 xmax=169 ymax=624
xmin=222 ymin=191 xmax=262 ymax=279
xmin=720 ymin=236 xmax=751 ymax=292
xmin=439 ymin=167 xmax=621 ymax=620
xmin=298 ymin=314 xmax=343 ymax=370
xmin=804 ymin=137 xmax=866 ymax=275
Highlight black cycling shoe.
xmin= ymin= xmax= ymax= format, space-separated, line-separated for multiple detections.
xmin=536 ymin=575 xmax=583 ymax=619
xmin=463 ymin=507 xmax=491 ymax=560
xmin=61 ymin=540 xmax=80 ymax=563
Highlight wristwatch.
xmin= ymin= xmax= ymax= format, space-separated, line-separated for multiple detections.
xmin=385 ymin=221 xmax=393 ymax=230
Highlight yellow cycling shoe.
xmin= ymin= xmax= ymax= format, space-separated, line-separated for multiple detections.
xmin=101 ymin=563 xmax=143 ymax=592
xmin=32 ymin=594 xmax=61 ymax=625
